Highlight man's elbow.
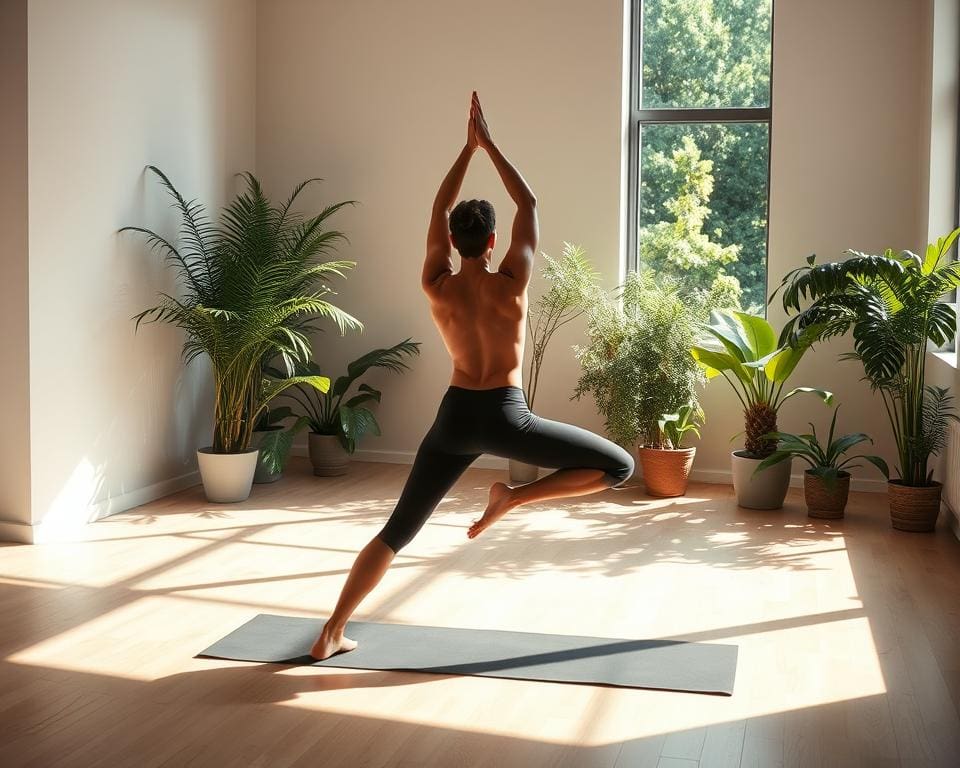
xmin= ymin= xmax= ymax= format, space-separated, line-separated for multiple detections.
xmin=524 ymin=194 xmax=537 ymax=209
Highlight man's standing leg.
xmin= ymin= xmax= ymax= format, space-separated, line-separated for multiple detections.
xmin=311 ymin=444 xmax=478 ymax=659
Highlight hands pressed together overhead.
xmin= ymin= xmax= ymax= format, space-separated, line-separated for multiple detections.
xmin=467 ymin=91 xmax=494 ymax=152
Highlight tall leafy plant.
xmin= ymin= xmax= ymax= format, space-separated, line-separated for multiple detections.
xmin=122 ymin=167 xmax=360 ymax=453
xmin=574 ymin=269 xmax=729 ymax=448
xmin=525 ymin=243 xmax=602 ymax=408
xmin=282 ymin=339 xmax=420 ymax=453
xmin=690 ymin=310 xmax=833 ymax=458
xmin=771 ymin=227 xmax=960 ymax=486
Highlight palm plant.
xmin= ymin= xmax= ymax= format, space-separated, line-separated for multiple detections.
xmin=281 ymin=339 xmax=420 ymax=453
xmin=525 ymin=243 xmax=602 ymax=408
xmin=771 ymin=227 xmax=960 ymax=486
xmin=122 ymin=166 xmax=360 ymax=453
xmin=690 ymin=310 xmax=833 ymax=458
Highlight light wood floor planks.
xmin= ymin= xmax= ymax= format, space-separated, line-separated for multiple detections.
xmin=1 ymin=457 xmax=959 ymax=767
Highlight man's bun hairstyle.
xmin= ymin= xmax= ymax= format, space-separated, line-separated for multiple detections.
xmin=449 ymin=199 xmax=496 ymax=259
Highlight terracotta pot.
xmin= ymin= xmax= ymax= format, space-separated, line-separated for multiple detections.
xmin=308 ymin=433 xmax=349 ymax=476
xmin=508 ymin=459 xmax=539 ymax=484
xmin=196 ymin=447 xmax=259 ymax=503
xmin=888 ymin=480 xmax=942 ymax=532
xmin=638 ymin=447 xmax=696 ymax=497
xmin=804 ymin=470 xmax=850 ymax=519
xmin=731 ymin=451 xmax=791 ymax=509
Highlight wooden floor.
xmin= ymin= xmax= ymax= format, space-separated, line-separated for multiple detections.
xmin=1 ymin=458 xmax=959 ymax=768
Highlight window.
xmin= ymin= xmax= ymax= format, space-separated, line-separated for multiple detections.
xmin=627 ymin=0 xmax=774 ymax=312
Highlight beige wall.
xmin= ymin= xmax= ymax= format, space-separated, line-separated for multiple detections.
xmin=0 ymin=0 xmax=32 ymax=537
xmin=257 ymin=0 xmax=625 ymax=463
xmin=13 ymin=0 xmax=256 ymax=542
xmin=258 ymin=0 xmax=937 ymax=489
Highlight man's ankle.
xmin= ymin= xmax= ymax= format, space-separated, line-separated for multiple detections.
xmin=323 ymin=620 xmax=346 ymax=638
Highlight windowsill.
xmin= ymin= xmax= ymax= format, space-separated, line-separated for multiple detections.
xmin=932 ymin=350 xmax=958 ymax=368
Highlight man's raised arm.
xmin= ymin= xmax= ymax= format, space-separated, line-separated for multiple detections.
xmin=473 ymin=94 xmax=538 ymax=288
xmin=422 ymin=99 xmax=479 ymax=291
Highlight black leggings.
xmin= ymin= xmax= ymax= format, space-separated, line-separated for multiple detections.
xmin=376 ymin=385 xmax=634 ymax=552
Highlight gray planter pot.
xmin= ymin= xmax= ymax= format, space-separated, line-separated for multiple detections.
xmin=252 ymin=427 xmax=283 ymax=484
xmin=308 ymin=432 xmax=349 ymax=476
xmin=508 ymin=459 xmax=539 ymax=484
xmin=196 ymin=447 xmax=259 ymax=503
xmin=731 ymin=450 xmax=792 ymax=510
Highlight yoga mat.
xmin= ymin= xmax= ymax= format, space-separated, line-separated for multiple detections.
xmin=198 ymin=613 xmax=738 ymax=695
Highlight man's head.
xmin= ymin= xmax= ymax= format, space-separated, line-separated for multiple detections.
xmin=449 ymin=199 xmax=496 ymax=259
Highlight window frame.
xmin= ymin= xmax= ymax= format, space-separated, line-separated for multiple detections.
xmin=625 ymin=0 xmax=776 ymax=306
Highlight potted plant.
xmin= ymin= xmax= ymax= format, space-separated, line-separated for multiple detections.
xmin=123 ymin=167 xmax=359 ymax=501
xmin=691 ymin=310 xmax=833 ymax=509
xmin=514 ymin=243 xmax=602 ymax=483
xmin=251 ymin=405 xmax=310 ymax=484
xmin=575 ymin=269 xmax=734 ymax=495
xmin=283 ymin=340 xmax=420 ymax=476
xmin=756 ymin=406 xmax=889 ymax=518
xmin=640 ymin=404 xmax=705 ymax=497
xmin=772 ymin=227 xmax=960 ymax=530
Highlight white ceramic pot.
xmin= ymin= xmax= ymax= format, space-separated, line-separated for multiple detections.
xmin=730 ymin=450 xmax=792 ymax=510
xmin=197 ymin=447 xmax=259 ymax=503
xmin=308 ymin=433 xmax=349 ymax=476
xmin=508 ymin=459 xmax=539 ymax=484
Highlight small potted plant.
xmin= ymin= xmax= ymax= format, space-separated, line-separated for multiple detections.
xmin=284 ymin=340 xmax=420 ymax=476
xmin=691 ymin=310 xmax=833 ymax=510
xmin=122 ymin=167 xmax=358 ymax=502
xmin=250 ymin=404 xmax=310 ymax=484
xmin=756 ymin=407 xmax=889 ymax=518
xmin=640 ymin=404 xmax=705 ymax=497
xmin=515 ymin=243 xmax=602 ymax=483
xmin=575 ymin=269 xmax=733 ymax=494
xmin=773 ymin=227 xmax=960 ymax=530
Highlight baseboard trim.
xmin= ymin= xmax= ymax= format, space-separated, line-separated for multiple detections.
xmin=0 ymin=469 xmax=201 ymax=545
xmin=290 ymin=446 xmax=888 ymax=493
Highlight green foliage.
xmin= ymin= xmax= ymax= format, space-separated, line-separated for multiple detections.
xmin=640 ymin=0 xmax=772 ymax=308
xmin=638 ymin=136 xmax=742 ymax=298
xmin=771 ymin=228 xmax=960 ymax=485
xmin=281 ymin=339 xmax=420 ymax=454
xmin=122 ymin=167 xmax=360 ymax=453
xmin=574 ymin=269 xmax=727 ymax=448
xmin=526 ymin=243 xmax=603 ymax=408
xmin=659 ymin=404 xmax=705 ymax=450
xmin=691 ymin=310 xmax=834 ymax=454
xmin=756 ymin=406 xmax=889 ymax=488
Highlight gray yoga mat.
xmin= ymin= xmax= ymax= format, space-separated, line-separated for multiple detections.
xmin=198 ymin=613 xmax=738 ymax=695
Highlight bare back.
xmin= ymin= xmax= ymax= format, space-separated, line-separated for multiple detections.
xmin=426 ymin=267 xmax=527 ymax=390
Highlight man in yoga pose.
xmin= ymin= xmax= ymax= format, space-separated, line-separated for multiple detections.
xmin=310 ymin=92 xmax=633 ymax=660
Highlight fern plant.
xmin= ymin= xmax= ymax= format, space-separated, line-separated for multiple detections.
xmin=574 ymin=269 xmax=730 ymax=448
xmin=281 ymin=339 xmax=420 ymax=453
xmin=772 ymin=227 xmax=960 ymax=486
xmin=122 ymin=167 xmax=360 ymax=453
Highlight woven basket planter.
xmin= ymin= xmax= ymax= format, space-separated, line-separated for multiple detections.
xmin=804 ymin=470 xmax=850 ymax=519
xmin=638 ymin=447 xmax=696 ymax=497
xmin=888 ymin=480 xmax=942 ymax=532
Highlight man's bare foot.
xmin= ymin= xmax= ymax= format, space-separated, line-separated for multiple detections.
xmin=309 ymin=629 xmax=358 ymax=661
xmin=468 ymin=482 xmax=516 ymax=539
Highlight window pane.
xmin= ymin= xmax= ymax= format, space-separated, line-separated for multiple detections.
xmin=637 ymin=122 xmax=770 ymax=311
xmin=641 ymin=0 xmax=772 ymax=109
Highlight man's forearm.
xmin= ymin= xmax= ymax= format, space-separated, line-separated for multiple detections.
xmin=433 ymin=144 xmax=475 ymax=213
xmin=485 ymin=142 xmax=536 ymax=207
